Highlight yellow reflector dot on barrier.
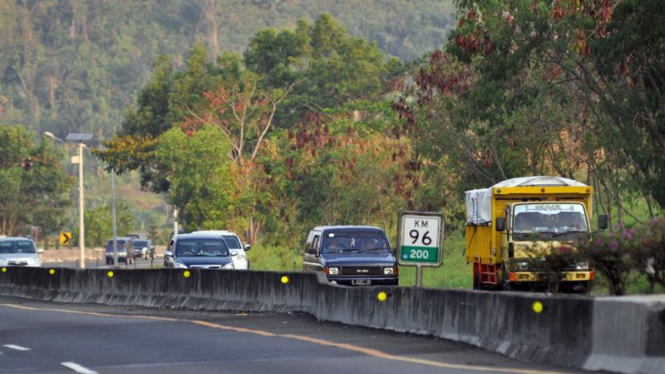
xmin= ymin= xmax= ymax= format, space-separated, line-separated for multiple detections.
xmin=183 ymin=270 xmax=191 ymax=278
xmin=533 ymin=301 xmax=543 ymax=314
xmin=107 ymin=271 xmax=114 ymax=278
xmin=1 ymin=267 xmax=6 ymax=273
xmin=281 ymin=276 xmax=289 ymax=284
xmin=49 ymin=269 xmax=55 ymax=275
xmin=377 ymin=291 xmax=388 ymax=302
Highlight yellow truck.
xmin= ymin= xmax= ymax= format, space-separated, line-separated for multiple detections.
xmin=465 ymin=176 xmax=608 ymax=292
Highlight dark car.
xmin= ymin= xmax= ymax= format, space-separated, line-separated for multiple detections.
xmin=131 ymin=239 xmax=153 ymax=259
xmin=302 ymin=226 xmax=399 ymax=286
xmin=163 ymin=233 xmax=234 ymax=269
xmin=105 ymin=237 xmax=135 ymax=265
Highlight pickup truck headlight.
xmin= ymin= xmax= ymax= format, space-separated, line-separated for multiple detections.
xmin=222 ymin=262 xmax=234 ymax=269
xmin=328 ymin=267 xmax=339 ymax=275
xmin=175 ymin=262 xmax=188 ymax=269
xmin=28 ymin=258 xmax=40 ymax=266
xmin=575 ymin=262 xmax=589 ymax=271
xmin=0 ymin=258 xmax=7 ymax=266
xmin=384 ymin=267 xmax=394 ymax=275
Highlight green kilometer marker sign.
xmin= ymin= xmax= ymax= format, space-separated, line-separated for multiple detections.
xmin=397 ymin=211 xmax=444 ymax=287
xmin=401 ymin=245 xmax=439 ymax=263
xmin=397 ymin=211 xmax=444 ymax=267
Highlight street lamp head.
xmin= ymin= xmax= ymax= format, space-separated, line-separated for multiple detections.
xmin=43 ymin=132 xmax=64 ymax=142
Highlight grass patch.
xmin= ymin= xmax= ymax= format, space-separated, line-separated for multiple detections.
xmin=248 ymin=231 xmax=472 ymax=288
xmin=398 ymin=231 xmax=472 ymax=289
xmin=248 ymin=243 xmax=303 ymax=272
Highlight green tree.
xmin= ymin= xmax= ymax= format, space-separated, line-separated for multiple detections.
xmin=0 ymin=125 xmax=72 ymax=236
xmin=156 ymin=125 xmax=236 ymax=230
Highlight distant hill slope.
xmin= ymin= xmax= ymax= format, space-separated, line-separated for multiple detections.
xmin=0 ymin=0 xmax=453 ymax=139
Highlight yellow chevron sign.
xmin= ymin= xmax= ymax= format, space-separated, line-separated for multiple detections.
xmin=60 ymin=232 xmax=72 ymax=245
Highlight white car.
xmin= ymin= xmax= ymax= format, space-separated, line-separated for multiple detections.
xmin=192 ymin=230 xmax=250 ymax=270
xmin=0 ymin=237 xmax=42 ymax=267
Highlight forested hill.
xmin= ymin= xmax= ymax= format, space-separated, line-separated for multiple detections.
xmin=0 ymin=0 xmax=454 ymax=140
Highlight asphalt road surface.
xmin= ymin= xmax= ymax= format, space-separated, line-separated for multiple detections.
xmin=0 ymin=296 xmax=609 ymax=374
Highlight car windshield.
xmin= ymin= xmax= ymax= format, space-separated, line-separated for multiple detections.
xmin=513 ymin=203 xmax=590 ymax=241
xmin=176 ymin=239 xmax=229 ymax=257
xmin=222 ymin=235 xmax=242 ymax=249
xmin=321 ymin=230 xmax=390 ymax=254
xmin=133 ymin=240 xmax=149 ymax=248
xmin=105 ymin=241 xmax=128 ymax=252
xmin=0 ymin=240 xmax=36 ymax=254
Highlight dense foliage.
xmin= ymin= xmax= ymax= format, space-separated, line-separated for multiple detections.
xmin=0 ymin=125 xmax=72 ymax=237
xmin=0 ymin=0 xmax=454 ymax=140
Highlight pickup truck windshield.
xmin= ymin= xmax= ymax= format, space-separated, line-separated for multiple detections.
xmin=176 ymin=239 xmax=229 ymax=257
xmin=513 ymin=203 xmax=589 ymax=241
xmin=322 ymin=230 xmax=390 ymax=254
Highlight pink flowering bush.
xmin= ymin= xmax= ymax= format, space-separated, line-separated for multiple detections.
xmin=634 ymin=218 xmax=665 ymax=292
xmin=576 ymin=224 xmax=638 ymax=296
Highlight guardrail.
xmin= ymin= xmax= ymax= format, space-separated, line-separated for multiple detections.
xmin=0 ymin=267 xmax=663 ymax=374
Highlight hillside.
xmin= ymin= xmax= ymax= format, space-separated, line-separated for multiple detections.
xmin=0 ymin=0 xmax=454 ymax=140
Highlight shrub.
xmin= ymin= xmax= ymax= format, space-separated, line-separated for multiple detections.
xmin=634 ymin=218 xmax=665 ymax=292
xmin=576 ymin=224 xmax=638 ymax=296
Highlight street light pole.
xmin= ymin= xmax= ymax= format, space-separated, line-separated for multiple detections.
xmin=77 ymin=141 xmax=86 ymax=269
xmin=44 ymin=131 xmax=92 ymax=270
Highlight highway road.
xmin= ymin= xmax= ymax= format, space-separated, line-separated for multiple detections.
xmin=0 ymin=296 xmax=607 ymax=374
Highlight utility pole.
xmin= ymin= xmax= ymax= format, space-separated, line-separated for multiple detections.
xmin=77 ymin=141 xmax=85 ymax=268
xmin=66 ymin=133 xmax=93 ymax=269
xmin=111 ymin=168 xmax=118 ymax=266
xmin=173 ymin=208 xmax=178 ymax=237
xmin=43 ymin=132 xmax=92 ymax=269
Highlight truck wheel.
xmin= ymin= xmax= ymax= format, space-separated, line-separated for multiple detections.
xmin=473 ymin=267 xmax=481 ymax=290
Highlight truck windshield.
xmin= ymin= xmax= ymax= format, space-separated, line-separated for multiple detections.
xmin=513 ymin=203 xmax=589 ymax=241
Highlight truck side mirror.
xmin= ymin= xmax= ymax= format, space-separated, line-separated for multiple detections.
xmin=508 ymin=243 xmax=515 ymax=258
xmin=598 ymin=215 xmax=609 ymax=230
xmin=495 ymin=217 xmax=506 ymax=232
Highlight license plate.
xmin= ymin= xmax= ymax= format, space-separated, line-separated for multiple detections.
xmin=351 ymin=279 xmax=371 ymax=286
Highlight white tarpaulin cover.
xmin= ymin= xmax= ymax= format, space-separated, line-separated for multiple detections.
xmin=465 ymin=176 xmax=587 ymax=225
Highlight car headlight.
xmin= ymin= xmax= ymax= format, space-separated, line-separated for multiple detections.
xmin=575 ymin=262 xmax=589 ymax=271
xmin=175 ymin=262 xmax=188 ymax=269
xmin=328 ymin=267 xmax=339 ymax=275
xmin=236 ymin=254 xmax=247 ymax=262
xmin=0 ymin=258 xmax=7 ymax=266
xmin=29 ymin=258 xmax=40 ymax=265
xmin=222 ymin=262 xmax=234 ymax=269
xmin=384 ymin=267 xmax=394 ymax=275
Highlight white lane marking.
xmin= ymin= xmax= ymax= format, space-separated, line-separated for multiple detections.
xmin=3 ymin=344 xmax=30 ymax=351
xmin=61 ymin=362 xmax=98 ymax=374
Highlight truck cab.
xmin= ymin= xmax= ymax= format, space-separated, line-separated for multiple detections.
xmin=465 ymin=176 xmax=607 ymax=292
xmin=499 ymin=201 xmax=595 ymax=290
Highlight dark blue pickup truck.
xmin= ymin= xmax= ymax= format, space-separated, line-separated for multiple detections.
xmin=302 ymin=226 xmax=399 ymax=286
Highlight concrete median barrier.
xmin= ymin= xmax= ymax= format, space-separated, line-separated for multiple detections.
xmin=0 ymin=266 xmax=662 ymax=374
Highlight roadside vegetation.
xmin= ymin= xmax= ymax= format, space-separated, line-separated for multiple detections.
xmin=1 ymin=2 xmax=663 ymax=295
